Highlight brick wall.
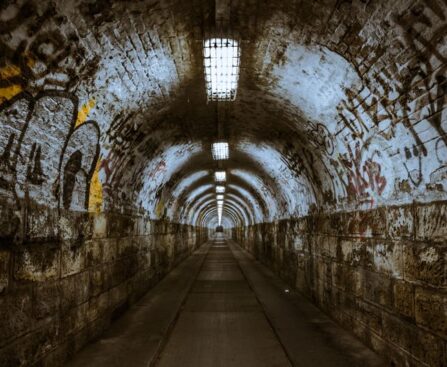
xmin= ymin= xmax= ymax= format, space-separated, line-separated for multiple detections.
xmin=233 ymin=201 xmax=446 ymax=367
xmin=0 ymin=205 xmax=208 ymax=366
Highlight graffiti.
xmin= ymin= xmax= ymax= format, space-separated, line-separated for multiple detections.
xmin=334 ymin=141 xmax=387 ymax=206
xmin=331 ymin=0 xmax=447 ymax=201
xmin=0 ymin=91 xmax=100 ymax=211
xmin=435 ymin=137 xmax=447 ymax=164
xmin=336 ymin=82 xmax=400 ymax=142
xmin=0 ymin=1 xmax=99 ymax=104
xmin=306 ymin=121 xmax=334 ymax=155
xmin=348 ymin=2 xmax=447 ymax=140
xmin=148 ymin=160 xmax=167 ymax=180
xmin=403 ymin=145 xmax=424 ymax=187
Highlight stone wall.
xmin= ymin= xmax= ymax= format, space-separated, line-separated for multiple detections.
xmin=0 ymin=205 xmax=208 ymax=366
xmin=232 ymin=201 xmax=446 ymax=367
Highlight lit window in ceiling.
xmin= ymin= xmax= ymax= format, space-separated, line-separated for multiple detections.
xmin=215 ymin=171 xmax=226 ymax=182
xmin=204 ymin=38 xmax=240 ymax=101
xmin=216 ymin=185 xmax=225 ymax=193
xmin=212 ymin=142 xmax=229 ymax=160
xmin=216 ymin=194 xmax=224 ymax=201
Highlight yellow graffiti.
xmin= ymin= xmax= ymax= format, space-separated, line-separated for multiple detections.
xmin=75 ymin=98 xmax=101 ymax=212
xmin=76 ymin=99 xmax=96 ymax=127
xmin=0 ymin=64 xmax=23 ymax=104
xmin=0 ymin=57 xmax=35 ymax=104
xmin=88 ymin=159 xmax=103 ymax=213
xmin=155 ymin=199 xmax=165 ymax=218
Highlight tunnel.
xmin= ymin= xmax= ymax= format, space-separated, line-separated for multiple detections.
xmin=0 ymin=0 xmax=446 ymax=366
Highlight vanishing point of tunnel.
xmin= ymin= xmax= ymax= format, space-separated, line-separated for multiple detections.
xmin=0 ymin=0 xmax=446 ymax=366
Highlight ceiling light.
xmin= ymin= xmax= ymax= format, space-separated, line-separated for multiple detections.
xmin=212 ymin=142 xmax=229 ymax=160
xmin=204 ymin=38 xmax=240 ymax=101
xmin=216 ymin=185 xmax=225 ymax=193
xmin=215 ymin=171 xmax=226 ymax=182
xmin=216 ymin=194 xmax=224 ymax=200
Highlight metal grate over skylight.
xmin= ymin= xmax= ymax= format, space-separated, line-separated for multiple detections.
xmin=212 ymin=142 xmax=229 ymax=160
xmin=216 ymin=194 xmax=224 ymax=200
xmin=216 ymin=185 xmax=225 ymax=193
xmin=204 ymin=38 xmax=240 ymax=101
xmin=215 ymin=171 xmax=226 ymax=182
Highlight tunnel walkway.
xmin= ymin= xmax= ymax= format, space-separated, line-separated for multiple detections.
xmin=67 ymin=235 xmax=384 ymax=367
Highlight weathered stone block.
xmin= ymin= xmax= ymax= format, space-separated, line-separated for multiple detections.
xmin=319 ymin=235 xmax=338 ymax=259
xmin=33 ymin=281 xmax=60 ymax=320
xmin=355 ymin=299 xmax=383 ymax=336
xmin=371 ymin=241 xmax=403 ymax=279
xmin=85 ymin=239 xmax=103 ymax=267
xmin=0 ymin=321 xmax=60 ymax=366
xmin=14 ymin=245 xmax=60 ymax=282
xmin=0 ymin=250 xmax=10 ymax=293
xmin=86 ymin=292 xmax=109 ymax=324
xmin=109 ymin=282 xmax=128 ymax=311
xmin=364 ymin=270 xmax=393 ymax=308
xmin=139 ymin=249 xmax=151 ymax=269
xmin=58 ymin=211 xmax=90 ymax=243
xmin=91 ymin=213 xmax=108 ymax=239
xmin=0 ymin=206 xmax=21 ymax=243
xmin=26 ymin=206 xmax=58 ymax=243
xmin=61 ymin=242 xmax=86 ymax=278
xmin=117 ymin=236 xmax=139 ymax=257
xmin=387 ymin=205 xmax=414 ymax=239
xmin=344 ymin=208 xmax=386 ymax=238
xmin=344 ymin=268 xmax=363 ymax=297
xmin=60 ymin=272 xmax=90 ymax=314
xmin=393 ymin=280 xmax=415 ymax=319
xmin=60 ymin=301 xmax=88 ymax=337
xmin=340 ymin=239 xmax=365 ymax=267
xmin=0 ymin=286 xmax=33 ymax=346
xmin=379 ymin=302 xmax=446 ymax=367
xmin=416 ymin=202 xmax=447 ymax=242
xmin=404 ymin=243 xmax=446 ymax=287
xmin=108 ymin=214 xmax=135 ymax=238
xmin=415 ymin=287 xmax=446 ymax=335
xmin=89 ymin=267 xmax=104 ymax=297
xmin=331 ymin=262 xmax=344 ymax=290
xmin=101 ymin=238 xmax=118 ymax=263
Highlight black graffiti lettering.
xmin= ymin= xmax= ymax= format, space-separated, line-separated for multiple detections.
xmin=26 ymin=143 xmax=45 ymax=185
xmin=0 ymin=91 xmax=100 ymax=211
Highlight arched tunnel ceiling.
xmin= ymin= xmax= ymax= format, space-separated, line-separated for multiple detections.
xmin=1 ymin=0 xmax=446 ymax=227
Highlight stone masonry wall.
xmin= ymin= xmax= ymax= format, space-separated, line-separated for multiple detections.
xmin=0 ymin=205 xmax=208 ymax=367
xmin=233 ymin=201 xmax=446 ymax=367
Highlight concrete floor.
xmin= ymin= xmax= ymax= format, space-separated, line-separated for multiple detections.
xmin=67 ymin=235 xmax=385 ymax=367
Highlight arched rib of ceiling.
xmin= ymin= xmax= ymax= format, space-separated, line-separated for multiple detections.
xmin=181 ymin=183 xmax=260 ymax=225
xmin=184 ymin=185 xmax=255 ymax=226
xmin=177 ymin=175 xmax=261 ymax=221
xmin=200 ymin=206 xmax=239 ymax=228
xmin=193 ymin=199 xmax=248 ymax=227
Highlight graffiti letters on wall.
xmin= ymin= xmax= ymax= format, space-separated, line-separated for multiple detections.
xmin=0 ymin=1 xmax=99 ymax=102
xmin=333 ymin=0 xmax=447 ymax=203
xmin=0 ymin=91 xmax=100 ymax=211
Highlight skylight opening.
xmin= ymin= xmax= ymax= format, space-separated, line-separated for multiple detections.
xmin=212 ymin=142 xmax=229 ymax=160
xmin=216 ymin=194 xmax=224 ymax=201
xmin=215 ymin=171 xmax=226 ymax=182
xmin=216 ymin=185 xmax=225 ymax=193
xmin=204 ymin=38 xmax=240 ymax=101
